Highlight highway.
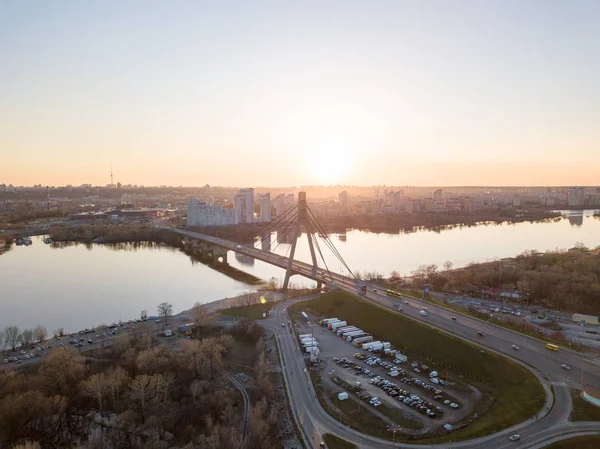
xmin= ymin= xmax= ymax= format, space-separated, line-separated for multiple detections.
xmin=264 ymin=295 xmax=600 ymax=449
xmin=172 ymin=228 xmax=600 ymax=447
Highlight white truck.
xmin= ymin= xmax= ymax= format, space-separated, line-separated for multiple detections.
xmin=370 ymin=342 xmax=384 ymax=352
xmin=362 ymin=340 xmax=381 ymax=350
xmin=321 ymin=318 xmax=339 ymax=327
xmin=342 ymin=329 xmax=363 ymax=338
xmin=353 ymin=335 xmax=374 ymax=345
xmin=330 ymin=321 xmax=348 ymax=330
xmin=394 ymin=352 xmax=408 ymax=363
xmin=324 ymin=318 xmax=341 ymax=328
xmin=337 ymin=326 xmax=358 ymax=336
xmin=346 ymin=331 xmax=366 ymax=341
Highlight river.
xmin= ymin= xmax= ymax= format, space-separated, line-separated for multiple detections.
xmin=1 ymin=210 xmax=599 ymax=334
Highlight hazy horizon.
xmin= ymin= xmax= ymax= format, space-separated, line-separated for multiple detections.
xmin=1 ymin=1 xmax=599 ymax=187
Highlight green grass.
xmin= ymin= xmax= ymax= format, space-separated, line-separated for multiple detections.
xmin=322 ymin=433 xmax=358 ymax=449
xmin=570 ymin=390 xmax=600 ymax=422
xmin=219 ymin=302 xmax=273 ymax=320
xmin=544 ymin=435 xmax=600 ymax=449
xmin=291 ymin=291 xmax=545 ymax=443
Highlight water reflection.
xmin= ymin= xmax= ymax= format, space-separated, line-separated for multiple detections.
xmin=568 ymin=214 xmax=584 ymax=227
xmin=3 ymin=211 xmax=600 ymax=333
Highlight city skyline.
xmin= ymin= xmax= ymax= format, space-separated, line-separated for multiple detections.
xmin=1 ymin=1 xmax=599 ymax=187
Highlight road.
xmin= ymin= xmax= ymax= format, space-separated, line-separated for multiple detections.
xmin=219 ymin=367 xmax=250 ymax=448
xmin=264 ymin=297 xmax=600 ymax=448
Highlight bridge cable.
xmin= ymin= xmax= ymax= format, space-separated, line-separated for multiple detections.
xmin=304 ymin=206 xmax=356 ymax=279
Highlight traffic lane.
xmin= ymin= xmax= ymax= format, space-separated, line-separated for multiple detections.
xmin=370 ymin=291 xmax=600 ymax=387
xmin=269 ymin=301 xmax=595 ymax=449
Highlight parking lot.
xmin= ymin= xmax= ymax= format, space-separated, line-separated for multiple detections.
xmin=294 ymin=313 xmax=482 ymax=436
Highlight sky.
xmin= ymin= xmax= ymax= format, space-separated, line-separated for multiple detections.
xmin=1 ymin=0 xmax=599 ymax=187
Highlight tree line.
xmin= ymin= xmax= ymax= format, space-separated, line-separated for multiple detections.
xmin=409 ymin=245 xmax=600 ymax=314
xmin=1 ymin=325 xmax=49 ymax=352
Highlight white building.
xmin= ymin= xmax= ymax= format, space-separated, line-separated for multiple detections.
xmin=187 ymin=198 xmax=237 ymax=227
xmin=234 ymin=188 xmax=255 ymax=223
xmin=385 ymin=190 xmax=404 ymax=212
xmin=260 ymin=193 xmax=271 ymax=222
xmin=274 ymin=193 xmax=295 ymax=217
xmin=433 ymin=189 xmax=443 ymax=205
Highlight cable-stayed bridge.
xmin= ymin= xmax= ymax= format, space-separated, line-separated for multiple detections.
xmin=171 ymin=192 xmax=360 ymax=291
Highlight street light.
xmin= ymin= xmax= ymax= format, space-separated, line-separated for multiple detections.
xmin=387 ymin=424 xmax=402 ymax=445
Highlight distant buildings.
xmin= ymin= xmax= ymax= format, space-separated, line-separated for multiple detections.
xmin=568 ymin=187 xmax=585 ymax=206
xmin=234 ymin=188 xmax=255 ymax=224
xmin=433 ymin=189 xmax=443 ymax=205
xmin=187 ymin=198 xmax=237 ymax=227
xmin=274 ymin=193 xmax=294 ymax=217
xmin=260 ymin=193 xmax=271 ymax=223
xmin=338 ymin=191 xmax=348 ymax=211
xmin=385 ymin=190 xmax=404 ymax=212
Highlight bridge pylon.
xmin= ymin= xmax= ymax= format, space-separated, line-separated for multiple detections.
xmin=282 ymin=192 xmax=322 ymax=290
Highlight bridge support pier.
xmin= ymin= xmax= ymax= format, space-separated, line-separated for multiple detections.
xmin=283 ymin=192 xmax=321 ymax=291
xmin=184 ymin=238 xmax=228 ymax=265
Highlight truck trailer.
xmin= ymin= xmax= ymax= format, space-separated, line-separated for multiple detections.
xmin=329 ymin=321 xmax=348 ymax=330
xmin=346 ymin=331 xmax=367 ymax=341
xmin=321 ymin=318 xmax=339 ymax=327
xmin=362 ymin=341 xmax=381 ymax=350
xmin=353 ymin=336 xmax=374 ymax=345
xmin=336 ymin=326 xmax=358 ymax=336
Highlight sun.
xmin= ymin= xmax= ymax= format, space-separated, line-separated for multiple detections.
xmin=311 ymin=142 xmax=353 ymax=185
xmin=304 ymin=131 xmax=357 ymax=185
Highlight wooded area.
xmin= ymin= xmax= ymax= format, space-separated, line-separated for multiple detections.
xmin=410 ymin=246 xmax=600 ymax=314
xmin=0 ymin=319 xmax=286 ymax=449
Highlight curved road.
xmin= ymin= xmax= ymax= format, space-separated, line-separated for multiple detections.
xmin=170 ymin=229 xmax=600 ymax=446
xmin=264 ymin=297 xmax=600 ymax=448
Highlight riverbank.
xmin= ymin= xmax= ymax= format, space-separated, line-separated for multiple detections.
xmin=316 ymin=208 xmax=560 ymax=234
xmin=194 ymin=208 xmax=561 ymax=241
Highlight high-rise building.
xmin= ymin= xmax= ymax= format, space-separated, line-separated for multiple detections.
xmin=187 ymin=198 xmax=237 ymax=227
xmin=285 ymin=193 xmax=294 ymax=211
xmin=274 ymin=193 xmax=295 ymax=217
xmin=339 ymin=191 xmax=348 ymax=210
xmin=234 ymin=188 xmax=255 ymax=223
xmin=568 ymin=187 xmax=585 ymax=206
xmin=433 ymin=189 xmax=443 ymax=204
xmin=260 ymin=193 xmax=271 ymax=222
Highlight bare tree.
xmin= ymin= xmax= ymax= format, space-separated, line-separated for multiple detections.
xmin=4 ymin=325 xmax=20 ymax=351
xmin=444 ymin=261 xmax=454 ymax=272
xmin=157 ymin=302 xmax=173 ymax=323
xmin=53 ymin=328 xmax=65 ymax=338
xmin=81 ymin=373 xmax=110 ymax=413
xmin=33 ymin=325 xmax=47 ymax=344
xmin=107 ymin=366 xmax=130 ymax=406
xmin=38 ymin=347 xmax=85 ymax=396
xmin=140 ymin=309 xmax=148 ymax=320
xmin=19 ymin=329 xmax=34 ymax=349
xmin=129 ymin=374 xmax=152 ymax=409
xmin=189 ymin=379 xmax=205 ymax=403
xmin=192 ymin=302 xmax=216 ymax=329
xmin=0 ymin=330 xmax=4 ymax=349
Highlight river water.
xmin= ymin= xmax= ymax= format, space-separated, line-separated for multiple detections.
xmin=1 ymin=210 xmax=599 ymax=334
